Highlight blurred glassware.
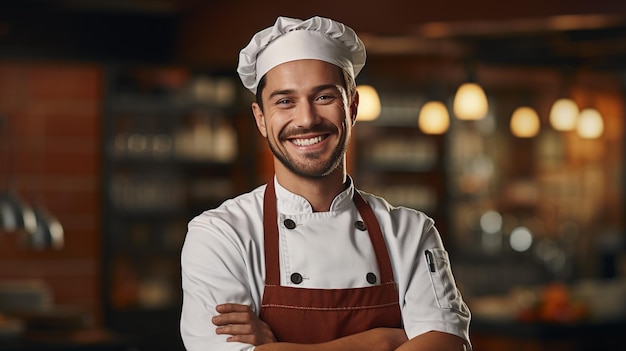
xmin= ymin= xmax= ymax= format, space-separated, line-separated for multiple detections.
xmin=510 ymin=226 xmax=534 ymax=252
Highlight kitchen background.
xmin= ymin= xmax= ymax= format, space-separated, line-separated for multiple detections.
xmin=0 ymin=0 xmax=625 ymax=350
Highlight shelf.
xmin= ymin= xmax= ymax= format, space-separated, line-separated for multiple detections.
xmin=359 ymin=161 xmax=437 ymax=173
xmin=110 ymin=155 xmax=235 ymax=168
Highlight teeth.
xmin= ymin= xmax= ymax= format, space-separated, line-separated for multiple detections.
xmin=292 ymin=136 xmax=323 ymax=146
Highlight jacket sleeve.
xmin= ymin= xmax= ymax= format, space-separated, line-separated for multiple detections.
xmin=386 ymin=207 xmax=472 ymax=349
xmin=180 ymin=214 xmax=259 ymax=351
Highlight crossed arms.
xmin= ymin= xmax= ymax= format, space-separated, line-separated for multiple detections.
xmin=212 ymin=303 xmax=467 ymax=351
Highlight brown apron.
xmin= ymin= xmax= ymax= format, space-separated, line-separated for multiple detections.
xmin=259 ymin=181 xmax=403 ymax=343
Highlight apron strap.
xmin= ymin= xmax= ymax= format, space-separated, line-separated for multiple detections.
xmin=353 ymin=191 xmax=395 ymax=284
xmin=263 ymin=181 xmax=280 ymax=286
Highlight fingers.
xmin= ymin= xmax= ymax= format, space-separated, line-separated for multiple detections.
xmin=216 ymin=323 xmax=254 ymax=336
xmin=211 ymin=303 xmax=277 ymax=345
xmin=212 ymin=311 xmax=250 ymax=326
xmin=217 ymin=323 xmax=275 ymax=345
xmin=221 ymin=333 xmax=262 ymax=345
xmin=216 ymin=303 xmax=251 ymax=313
xmin=212 ymin=304 xmax=254 ymax=326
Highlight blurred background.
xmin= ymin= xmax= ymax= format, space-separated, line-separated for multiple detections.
xmin=0 ymin=0 xmax=625 ymax=350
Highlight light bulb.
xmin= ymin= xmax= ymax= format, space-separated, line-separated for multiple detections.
xmin=549 ymin=98 xmax=579 ymax=131
xmin=356 ymin=85 xmax=381 ymax=121
xmin=510 ymin=106 xmax=540 ymax=138
xmin=418 ymin=101 xmax=450 ymax=134
xmin=576 ymin=108 xmax=604 ymax=139
xmin=453 ymin=82 xmax=488 ymax=120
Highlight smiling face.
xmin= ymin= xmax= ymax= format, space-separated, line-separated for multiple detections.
xmin=252 ymin=59 xmax=358 ymax=181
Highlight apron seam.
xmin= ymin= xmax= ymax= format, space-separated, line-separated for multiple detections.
xmin=261 ymin=301 xmax=400 ymax=311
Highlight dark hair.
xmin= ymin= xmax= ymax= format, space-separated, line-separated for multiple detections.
xmin=255 ymin=75 xmax=267 ymax=111
xmin=255 ymin=66 xmax=356 ymax=112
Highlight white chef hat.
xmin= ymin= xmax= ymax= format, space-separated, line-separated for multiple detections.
xmin=237 ymin=16 xmax=366 ymax=94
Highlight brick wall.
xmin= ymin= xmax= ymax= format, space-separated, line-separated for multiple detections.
xmin=0 ymin=61 xmax=103 ymax=325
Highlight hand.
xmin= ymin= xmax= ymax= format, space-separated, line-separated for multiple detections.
xmin=212 ymin=303 xmax=277 ymax=345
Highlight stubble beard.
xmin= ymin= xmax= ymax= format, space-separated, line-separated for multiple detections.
xmin=267 ymin=125 xmax=351 ymax=179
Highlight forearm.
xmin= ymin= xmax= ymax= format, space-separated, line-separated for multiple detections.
xmin=394 ymin=331 xmax=467 ymax=351
xmin=254 ymin=328 xmax=408 ymax=351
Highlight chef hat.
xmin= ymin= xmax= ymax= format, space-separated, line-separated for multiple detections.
xmin=237 ymin=16 xmax=366 ymax=94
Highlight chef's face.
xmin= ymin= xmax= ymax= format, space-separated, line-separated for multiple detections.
xmin=252 ymin=60 xmax=358 ymax=179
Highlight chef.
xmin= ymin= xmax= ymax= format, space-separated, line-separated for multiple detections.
xmin=180 ymin=16 xmax=471 ymax=351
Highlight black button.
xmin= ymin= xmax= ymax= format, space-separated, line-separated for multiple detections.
xmin=284 ymin=219 xmax=296 ymax=229
xmin=366 ymin=272 xmax=377 ymax=284
xmin=355 ymin=220 xmax=366 ymax=231
xmin=290 ymin=273 xmax=303 ymax=284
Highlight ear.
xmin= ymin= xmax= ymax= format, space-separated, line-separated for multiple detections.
xmin=350 ymin=91 xmax=360 ymax=126
xmin=252 ymin=102 xmax=267 ymax=137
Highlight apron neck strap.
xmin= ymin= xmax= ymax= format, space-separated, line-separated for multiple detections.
xmin=263 ymin=180 xmax=281 ymax=285
xmin=352 ymin=191 xmax=395 ymax=284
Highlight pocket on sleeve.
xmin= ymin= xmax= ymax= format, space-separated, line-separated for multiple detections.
xmin=425 ymin=248 xmax=468 ymax=316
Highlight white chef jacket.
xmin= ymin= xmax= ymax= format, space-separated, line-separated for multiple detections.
xmin=180 ymin=177 xmax=471 ymax=351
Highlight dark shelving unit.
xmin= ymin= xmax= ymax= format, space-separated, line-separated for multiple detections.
xmin=354 ymin=121 xmax=449 ymax=240
xmin=101 ymin=65 xmax=255 ymax=350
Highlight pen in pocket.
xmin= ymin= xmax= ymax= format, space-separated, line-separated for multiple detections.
xmin=425 ymin=250 xmax=436 ymax=273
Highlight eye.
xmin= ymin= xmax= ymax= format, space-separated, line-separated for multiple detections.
xmin=315 ymin=93 xmax=336 ymax=104
xmin=275 ymin=97 xmax=293 ymax=106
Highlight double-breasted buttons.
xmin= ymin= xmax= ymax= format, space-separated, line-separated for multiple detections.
xmin=355 ymin=220 xmax=367 ymax=231
xmin=366 ymin=272 xmax=377 ymax=284
xmin=290 ymin=273 xmax=303 ymax=284
xmin=283 ymin=219 xmax=296 ymax=229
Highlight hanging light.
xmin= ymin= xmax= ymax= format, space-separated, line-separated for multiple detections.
xmin=549 ymin=98 xmax=579 ymax=131
xmin=510 ymin=106 xmax=540 ymax=138
xmin=576 ymin=108 xmax=604 ymax=139
xmin=356 ymin=85 xmax=381 ymax=121
xmin=453 ymin=82 xmax=488 ymax=120
xmin=418 ymin=101 xmax=450 ymax=134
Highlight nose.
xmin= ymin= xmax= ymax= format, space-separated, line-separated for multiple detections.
xmin=293 ymin=100 xmax=321 ymax=128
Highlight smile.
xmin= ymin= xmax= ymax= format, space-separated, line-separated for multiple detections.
xmin=290 ymin=135 xmax=326 ymax=146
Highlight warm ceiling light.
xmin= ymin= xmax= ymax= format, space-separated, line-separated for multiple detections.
xmin=549 ymin=98 xmax=579 ymax=131
xmin=510 ymin=106 xmax=540 ymax=138
xmin=418 ymin=101 xmax=450 ymax=134
xmin=576 ymin=108 xmax=604 ymax=139
xmin=356 ymin=85 xmax=381 ymax=121
xmin=453 ymin=82 xmax=488 ymax=120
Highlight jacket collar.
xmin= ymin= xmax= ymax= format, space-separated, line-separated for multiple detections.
xmin=273 ymin=176 xmax=355 ymax=214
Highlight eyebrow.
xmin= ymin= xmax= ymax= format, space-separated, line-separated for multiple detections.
xmin=268 ymin=89 xmax=294 ymax=100
xmin=267 ymin=84 xmax=340 ymax=100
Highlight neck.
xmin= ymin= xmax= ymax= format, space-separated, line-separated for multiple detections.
xmin=275 ymin=164 xmax=347 ymax=212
